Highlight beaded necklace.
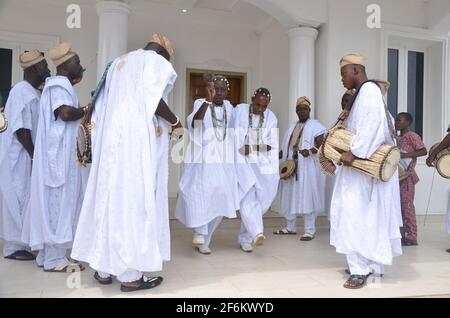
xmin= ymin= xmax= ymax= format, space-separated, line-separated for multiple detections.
xmin=248 ymin=104 xmax=264 ymax=144
xmin=210 ymin=103 xmax=227 ymax=141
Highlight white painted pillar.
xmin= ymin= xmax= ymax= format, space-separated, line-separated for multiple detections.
xmin=288 ymin=26 xmax=319 ymax=123
xmin=96 ymin=0 xmax=130 ymax=81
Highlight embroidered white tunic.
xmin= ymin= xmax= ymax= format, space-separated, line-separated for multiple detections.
xmin=21 ymin=76 xmax=83 ymax=250
xmin=71 ymin=50 xmax=177 ymax=275
xmin=0 ymin=81 xmax=40 ymax=245
xmin=329 ymin=82 xmax=403 ymax=265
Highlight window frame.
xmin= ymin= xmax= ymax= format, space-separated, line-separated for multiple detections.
xmin=387 ymin=45 xmax=426 ymax=136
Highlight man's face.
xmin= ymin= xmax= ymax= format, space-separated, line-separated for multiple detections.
xmin=252 ymin=95 xmax=270 ymax=115
xmin=34 ymin=59 xmax=51 ymax=82
xmin=296 ymin=105 xmax=310 ymax=122
xmin=340 ymin=65 xmax=356 ymax=90
xmin=66 ymin=55 xmax=84 ymax=83
xmin=213 ymin=80 xmax=227 ymax=105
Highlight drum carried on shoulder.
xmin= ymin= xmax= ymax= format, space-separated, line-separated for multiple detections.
xmin=429 ymin=143 xmax=450 ymax=179
xmin=319 ymin=125 xmax=400 ymax=182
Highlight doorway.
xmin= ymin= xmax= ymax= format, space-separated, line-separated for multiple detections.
xmin=186 ymin=68 xmax=247 ymax=114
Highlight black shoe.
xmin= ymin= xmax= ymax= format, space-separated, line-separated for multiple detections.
xmin=120 ymin=276 xmax=163 ymax=292
xmin=94 ymin=272 xmax=113 ymax=285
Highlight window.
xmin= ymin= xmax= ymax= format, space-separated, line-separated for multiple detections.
xmin=0 ymin=48 xmax=12 ymax=107
xmin=387 ymin=49 xmax=399 ymax=115
xmin=387 ymin=48 xmax=425 ymax=137
xmin=407 ymin=51 xmax=424 ymax=137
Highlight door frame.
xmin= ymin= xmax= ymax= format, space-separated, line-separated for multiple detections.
xmin=186 ymin=68 xmax=248 ymax=116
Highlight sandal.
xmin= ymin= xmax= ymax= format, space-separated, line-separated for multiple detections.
xmin=402 ymin=239 xmax=418 ymax=246
xmin=4 ymin=250 xmax=36 ymax=261
xmin=345 ymin=268 xmax=383 ymax=277
xmin=195 ymin=246 xmax=212 ymax=255
xmin=300 ymin=234 xmax=315 ymax=241
xmin=120 ymin=276 xmax=163 ymax=292
xmin=94 ymin=272 xmax=113 ymax=285
xmin=273 ymin=228 xmax=297 ymax=235
xmin=344 ymin=273 xmax=372 ymax=289
xmin=44 ymin=261 xmax=85 ymax=273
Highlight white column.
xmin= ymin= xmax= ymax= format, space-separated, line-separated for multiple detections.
xmin=288 ymin=26 xmax=319 ymax=123
xmin=96 ymin=0 xmax=130 ymax=81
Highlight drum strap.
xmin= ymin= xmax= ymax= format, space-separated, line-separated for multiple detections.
xmin=350 ymin=80 xmax=398 ymax=145
xmin=287 ymin=121 xmax=306 ymax=181
xmin=286 ymin=121 xmax=305 ymax=160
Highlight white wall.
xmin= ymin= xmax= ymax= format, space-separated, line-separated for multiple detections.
xmin=258 ymin=22 xmax=290 ymax=140
xmin=0 ymin=0 xmax=98 ymax=105
xmin=127 ymin=9 xmax=262 ymax=198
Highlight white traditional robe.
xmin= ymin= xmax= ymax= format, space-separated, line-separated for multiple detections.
xmin=176 ymin=99 xmax=239 ymax=229
xmin=330 ymin=82 xmax=403 ymax=266
xmin=0 ymin=81 xmax=39 ymax=248
xmin=21 ymin=76 xmax=83 ymax=251
xmin=151 ymin=94 xmax=172 ymax=262
xmin=279 ymin=119 xmax=327 ymax=217
xmin=232 ymin=104 xmax=279 ymax=242
xmin=71 ymin=49 xmax=177 ymax=276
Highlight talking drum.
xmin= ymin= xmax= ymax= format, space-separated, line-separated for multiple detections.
xmin=321 ymin=125 xmax=400 ymax=182
xmin=429 ymin=143 xmax=450 ymax=179
xmin=0 ymin=111 xmax=8 ymax=133
xmin=279 ymin=160 xmax=296 ymax=180
xmin=76 ymin=122 xmax=92 ymax=167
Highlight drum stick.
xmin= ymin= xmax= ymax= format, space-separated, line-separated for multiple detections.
xmin=303 ymin=140 xmax=320 ymax=152
xmin=424 ymin=169 xmax=437 ymax=227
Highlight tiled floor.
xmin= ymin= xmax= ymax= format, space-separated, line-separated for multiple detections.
xmin=1 ymin=215 xmax=450 ymax=298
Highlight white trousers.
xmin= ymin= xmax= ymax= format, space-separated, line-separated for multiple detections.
xmin=195 ymin=216 xmax=223 ymax=249
xmin=238 ymin=188 xmax=264 ymax=244
xmin=98 ymin=269 xmax=142 ymax=283
xmin=36 ymin=244 xmax=68 ymax=270
xmin=346 ymin=253 xmax=384 ymax=276
xmin=3 ymin=241 xmax=29 ymax=257
xmin=285 ymin=213 xmax=316 ymax=235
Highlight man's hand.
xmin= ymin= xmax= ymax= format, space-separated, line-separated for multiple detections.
xmin=206 ymin=82 xmax=216 ymax=103
xmin=299 ymin=149 xmax=311 ymax=158
xmin=171 ymin=122 xmax=184 ymax=140
xmin=239 ymin=145 xmax=252 ymax=156
xmin=338 ymin=151 xmax=356 ymax=167
xmin=426 ymin=153 xmax=436 ymax=167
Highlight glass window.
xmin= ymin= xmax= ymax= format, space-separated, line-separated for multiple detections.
xmin=0 ymin=48 xmax=12 ymax=107
xmin=387 ymin=48 xmax=399 ymax=115
xmin=407 ymin=51 xmax=424 ymax=137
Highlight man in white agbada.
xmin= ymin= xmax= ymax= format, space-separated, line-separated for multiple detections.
xmin=330 ymin=53 xmax=403 ymax=289
xmin=0 ymin=50 xmax=50 ymax=261
xmin=232 ymin=88 xmax=279 ymax=253
xmin=71 ymin=34 xmax=180 ymax=292
xmin=275 ymin=96 xmax=326 ymax=241
xmin=426 ymin=127 xmax=450 ymax=253
xmin=176 ymin=75 xmax=239 ymax=255
xmin=20 ymin=43 xmax=87 ymax=272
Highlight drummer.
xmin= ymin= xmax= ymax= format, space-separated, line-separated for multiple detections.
xmin=275 ymin=97 xmax=327 ymax=241
xmin=426 ymin=125 xmax=450 ymax=253
xmin=330 ymin=53 xmax=403 ymax=289
xmin=395 ymin=112 xmax=427 ymax=246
